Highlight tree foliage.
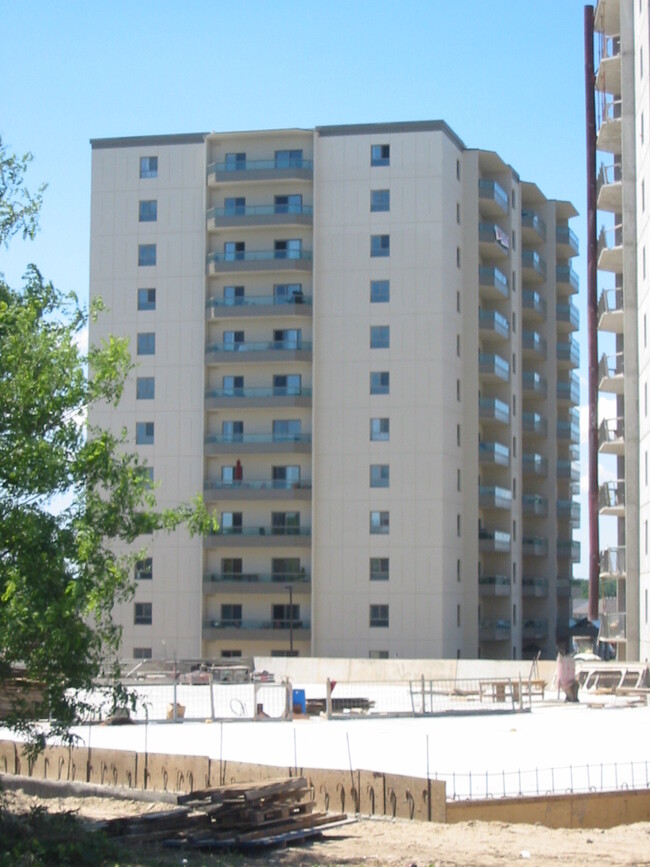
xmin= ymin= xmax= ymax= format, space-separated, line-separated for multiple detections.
xmin=0 ymin=137 xmax=216 ymax=746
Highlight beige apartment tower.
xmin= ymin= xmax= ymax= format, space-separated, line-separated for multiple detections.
xmin=89 ymin=121 xmax=579 ymax=662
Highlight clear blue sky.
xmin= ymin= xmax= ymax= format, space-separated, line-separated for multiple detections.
xmin=0 ymin=0 xmax=595 ymax=576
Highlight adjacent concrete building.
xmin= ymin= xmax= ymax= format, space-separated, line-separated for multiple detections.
xmin=89 ymin=121 xmax=579 ymax=662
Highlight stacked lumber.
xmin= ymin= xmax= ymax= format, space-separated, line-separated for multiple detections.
xmin=104 ymin=777 xmax=349 ymax=851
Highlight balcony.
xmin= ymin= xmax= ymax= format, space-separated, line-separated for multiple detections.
xmin=557 ymin=539 xmax=581 ymax=562
xmin=205 ymin=338 xmax=312 ymax=364
xmin=479 ymin=397 xmax=510 ymax=426
xmin=597 ymin=288 xmax=623 ymax=332
xmin=556 ymin=302 xmax=579 ymax=332
xmin=522 ymin=577 xmax=549 ymax=598
xmin=479 ymin=485 xmax=512 ymax=510
xmin=478 ymin=351 xmax=510 ymax=383
xmin=204 ymin=525 xmax=311 ymax=548
xmin=594 ymin=0 xmax=620 ymax=37
xmin=522 ymin=411 xmax=547 ymax=437
xmin=479 ymin=619 xmax=511 ymax=641
xmin=204 ymin=432 xmax=312 ymax=455
xmin=596 ymin=95 xmax=622 ymax=153
xmin=556 ymin=577 xmax=572 ymax=598
xmin=478 ymin=308 xmax=510 ymax=341
xmin=600 ymin=546 xmax=625 ymax=578
xmin=479 ymin=222 xmax=510 ymax=258
xmin=556 ymin=265 xmax=579 ymax=294
xmin=203 ymin=479 xmax=312 ymax=501
xmin=202 ymin=618 xmax=311 ymax=641
xmin=557 ymin=498 xmax=581 ymax=527
xmin=207 ymin=156 xmax=313 ymax=186
xmin=478 ymin=265 xmax=509 ymax=299
xmin=522 ymin=618 xmax=549 ymax=641
xmin=479 ymin=529 xmax=511 ymax=553
xmin=522 ymin=371 xmax=547 ymax=400
xmin=522 ymin=290 xmax=547 ymax=321
xmin=207 ymin=249 xmax=313 ymax=275
xmin=557 ymin=460 xmax=580 ymax=483
xmin=597 ymin=223 xmax=623 ymax=273
xmin=523 ymin=453 xmax=548 ymax=478
xmin=595 ymin=33 xmax=621 ymax=93
xmin=556 ymin=225 xmax=579 ymax=258
xmin=556 ymin=414 xmax=580 ymax=443
xmin=521 ymin=249 xmax=547 ymax=283
xmin=479 ymin=575 xmax=511 ymax=597
xmin=598 ymin=612 xmax=626 ymax=643
xmin=207 ymin=202 xmax=313 ymax=230
xmin=521 ymin=209 xmax=546 ymax=244
xmin=203 ymin=571 xmax=310 ymax=594
xmin=478 ymin=440 xmax=510 ymax=467
xmin=205 ymin=385 xmax=312 ymax=410
xmin=206 ymin=293 xmax=312 ymax=320
xmin=598 ymin=352 xmax=624 ymax=393
xmin=598 ymin=417 xmax=624 ymax=455
xmin=557 ymin=374 xmax=580 ymax=405
xmin=478 ymin=178 xmax=509 ymax=216
xmin=522 ymin=330 xmax=547 ymax=360
xmin=557 ymin=338 xmax=580 ymax=369
xmin=597 ymin=160 xmax=622 ymax=212
xmin=599 ymin=480 xmax=625 ymax=516
xmin=522 ymin=537 xmax=548 ymax=558
xmin=522 ymin=494 xmax=548 ymax=517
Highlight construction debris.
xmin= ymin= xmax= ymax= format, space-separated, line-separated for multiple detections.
xmin=102 ymin=776 xmax=350 ymax=851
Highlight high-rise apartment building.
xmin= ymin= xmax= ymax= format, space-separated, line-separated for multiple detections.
xmin=593 ymin=0 xmax=650 ymax=661
xmin=89 ymin=121 xmax=579 ymax=662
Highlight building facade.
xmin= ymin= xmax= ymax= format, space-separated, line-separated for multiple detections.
xmin=89 ymin=121 xmax=579 ymax=662
xmin=593 ymin=0 xmax=650 ymax=661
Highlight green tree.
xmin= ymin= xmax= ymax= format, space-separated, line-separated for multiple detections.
xmin=0 ymin=138 xmax=215 ymax=747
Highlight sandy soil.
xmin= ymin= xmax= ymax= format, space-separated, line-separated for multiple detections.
xmin=3 ymin=787 xmax=650 ymax=866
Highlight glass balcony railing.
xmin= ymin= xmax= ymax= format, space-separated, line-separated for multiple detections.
xmin=556 ymin=302 xmax=580 ymax=329
xmin=207 ymin=293 xmax=312 ymax=309
xmin=599 ymin=612 xmax=626 ymax=642
xmin=479 ymin=397 xmax=510 ymax=425
xmin=599 ymin=352 xmax=624 ymax=381
xmin=205 ymin=386 xmax=312 ymax=400
xmin=205 ymin=339 xmax=312 ymax=354
xmin=523 ymin=453 xmax=548 ymax=476
xmin=522 ymin=494 xmax=548 ymax=517
xmin=522 ymin=330 xmax=547 ymax=358
xmin=557 ymin=339 xmax=580 ymax=366
xmin=597 ymin=288 xmax=623 ymax=319
xmin=478 ymin=179 xmax=509 ymax=213
xmin=478 ymin=575 xmax=511 ymax=590
xmin=556 ymin=225 xmax=579 ymax=255
xmin=478 ymin=307 xmax=510 ymax=338
xmin=207 ymin=249 xmax=313 ymax=265
xmin=556 ymin=418 xmax=580 ymax=443
xmin=478 ymin=529 xmax=511 ymax=552
xmin=522 ymin=290 xmax=547 ymax=318
xmin=522 ymin=536 xmax=548 ymax=557
xmin=205 ymin=432 xmax=312 ymax=445
xmin=204 ymin=479 xmax=312 ymax=492
xmin=478 ymin=441 xmax=510 ymax=466
xmin=479 ymin=351 xmax=510 ymax=381
xmin=522 ymin=411 xmax=547 ymax=436
xmin=521 ymin=209 xmax=547 ymax=240
xmin=522 ymin=371 xmax=548 ymax=397
xmin=522 ymin=577 xmax=549 ymax=596
xmin=479 ymin=485 xmax=512 ymax=508
xmin=599 ymin=481 xmax=625 ymax=510
xmin=557 ymin=460 xmax=580 ymax=482
xmin=522 ymin=249 xmax=547 ymax=279
xmin=479 ymin=619 xmax=511 ymax=640
xmin=557 ymin=374 xmax=580 ymax=404
xmin=204 ymin=571 xmax=310 ymax=585
xmin=478 ymin=265 xmax=509 ymax=297
xmin=204 ymin=617 xmax=311 ymax=631
xmin=600 ymin=546 xmax=625 ymax=576
xmin=207 ymin=203 xmax=313 ymax=219
xmin=557 ymin=499 xmax=581 ymax=523
xmin=479 ymin=222 xmax=510 ymax=251
xmin=209 ymin=525 xmax=311 ymax=537
xmin=557 ymin=539 xmax=581 ymax=562
xmin=207 ymin=156 xmax=314 ymax=174
xmin=523 ymin=618 xmax=549 ymax=639
xmin=556 ymin=265 xmax=579 ymax=291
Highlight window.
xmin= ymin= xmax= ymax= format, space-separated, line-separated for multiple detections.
xmin=371 ymin=234 xmax=390 ymax=257
xmin=272 ymin=558 xmax=302 ymax=580
xmin=274 ymin=328 xmax=301 ymax=349
xmin=273 ymin=419 xmax=301 ymax=440
xmin=275 ymin=149 xmax=303 ymax=168
xmin=370 ymin=464 xmax=390 ymax=487
xmin=457 ymin=469 xmax=461 ymax=492
xmin=138 ymin=244 xmax=156 ymax=266
xmin=370 ymin=326 xmax=390 ymax=349
xmin=223 ymin=330 xmax=244 ymax=350
xmin=457 ymin=559 xmax=461 ymax=582
xmin=134 ymin=647 xmax=152 ymax=659
xmin=369 ymin=650 xmax=389 ymax=659
xmin=139 ymin=200 xmax=157 ymax=222
xmin=221 ymin=649 xmax=242 ymax=658
xmin=370 ymin=557 xmax=389 ymax=581
xmin=456 ymin=202 xmax=461 ymax=224
xmin=137 ymin=377 xmax=155 ymax=399
xmin=273 ymin=373 xmax=301 ymax=395
xmin=274 ymin=283 xmax=304 ymax=302
xmin=370 ymin=511 xmax=389 ymax=534
xmin=272 ymin=465 xmax=301 ymax=487
xmin=371 ymin=144 xmax=390 ymax=166
xmin=457 ymin=604 xmax=461 ymax=628
xmin=223 ymin=285 xmax=245 ymax=305
xmin=221 ymin=465 xmax=237 ymax=484
xmin=457 ymin=335 xmax=461 ymax=357
xmin=224 ymin=196 xmax=246 ymax=215
xmin=223 ymin=375 xmax=244 ymax=396
xmin=224 ymin=241 xmax=245 ymax=261
xmin=139 ymin=156 xmax=158 ymax=178
xmin=134 ymin=602 xmax=152 ymax=625
xmin=136 ymin=466 xmax=154 ymax=488
xmin=136 ymin=422 xmax=154 ymax=445
xmin=370 ymin=417 xmax=389 ymax=441
xmin=225 ymin=152 xmax=246 ymax=171
xmin=220 ymin=604 xmax=242 ymax=627
xmin=370 ymin=190 xmax=390 ymax=212
xmin=457 ymin=291 xmax=460 ymax=313
xmin=456 ymin=379 xmax=461 ymax=401
xmin=272 ymin=511 xmax=300 ymax=535
xmin=222 ymin=558 xmax=243 ymax=577
xmin=274 ymin=239 xmax=302 ymax=259
xmin=370 ymin=604 xmax=389 ymax=627
xmin=370 ymin=280 xmax=390 ymax=303
xmin=457 ymin=514 xmax=461 ymax=537
xmin=222 ymin=421 xmax=244 ymax=441
xmin=370 ymin=371 xmax=390 ymax=395
xmin=457 ymin=424 xmax=461 ymax=446
xmin=275 ymin=194 xmax=302 ymax=214
xmin=272 ymin=603 xmax=300 ymax=627
xmin=456 ymin=159 xmax=461 ymax=180
xmin=456 ymin=247 xmax=461 ymax=268
xmin=135 ymin=558 xmax=152 ymax=581
xmin=221 ymin=512 xmax=243 ymax=534
xmin=137 ymin=332 xmax=155 ymax=355
xmin=137 ymin=288 xmax=156 ymax=311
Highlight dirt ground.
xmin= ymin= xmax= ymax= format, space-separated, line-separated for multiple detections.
xmin=3 ymin=787 xmax=650 ymax=867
